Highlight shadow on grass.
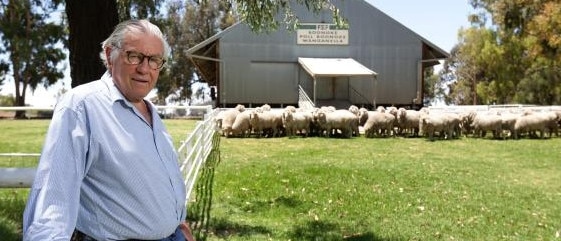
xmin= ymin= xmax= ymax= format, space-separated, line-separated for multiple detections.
xmin=343 ymin=232 xmax=401 ymax=241
xmin=0 ymin=221 xmax=23 ymax=241
xmin=240 ymin=195 xmax=303 ymax=213
xmin=272 ymin=195 xmax=301 ymax=207
xmin=208 ymin=216 xmax=272 ymax=238
xmin=289 ymin=220 xmax=399 ymax=241
xmin=187 ymin=133 xmax=221 ymax=241
xmin=0 ymin=220 xmax=22 ymax=241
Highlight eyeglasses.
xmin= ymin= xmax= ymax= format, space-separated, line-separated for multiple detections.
xmin=116 ymin=47 xmax=166 ymax=70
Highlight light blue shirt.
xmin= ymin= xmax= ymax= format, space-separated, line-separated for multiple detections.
xmin=23 ymin=72 xmax=187 ymax=240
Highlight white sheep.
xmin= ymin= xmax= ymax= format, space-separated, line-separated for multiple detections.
xmin=261 ymin=104 xmax=271 ymax=112
xmin=213 ymin=110 xmax=225 ymax=131
xmin=348 ymin=105 xmax=360 ymax=116
xmin=443 ymin=112 xmax=462 ymax=139
xmin=220 ymin=108 xmax=242 ymax=137
xmin=397 ymin=108 xmax=421 ymax=137
xmin=284 ymin=105 xmax=297 ymax=113
xmin=234 ymin=104 xmax=246 ymax=112
xmin=282 ymin=110 xmax=312 ymax=137
xmin=231 ymin=110 xmax=252 ymax=137
xmin=315 ymin=109 xmax=357 ymax=138
xmin=419 ymin=112 xmax=453 ymax=141
xmin=309 ymin=108 xmax=324 ymax=136
xmin=470 ymin=112 xmax=502 ymax=139
xmin=359 ymin=110 xmax=396 ymax=138
xmin=498 ymin=111 xmax=521 ymax=139
xmin=249 ymin=110 xmax=282 ymax=138
xmin=320 ymin=106 xmax=336 ymax=113
xmin=513 ymin=112 xmax=547 ymax=139
xmin=514 ymin=111 xmax=556 ymax=139
xmin=538 ymin=111 xmax=559 ymax=137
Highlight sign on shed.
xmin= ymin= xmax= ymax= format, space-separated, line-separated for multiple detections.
xmin=297 ymin=23 xmax=349 ymax=45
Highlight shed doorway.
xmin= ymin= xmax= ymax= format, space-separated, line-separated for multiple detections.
xmin=316 ymin=77 xmax=349 ymax=100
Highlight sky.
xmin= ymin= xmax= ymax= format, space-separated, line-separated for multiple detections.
xmin=1 ymin=0 xmax=474 ymax=107
xmin=368 ymin=0 xmax=474 ymax=52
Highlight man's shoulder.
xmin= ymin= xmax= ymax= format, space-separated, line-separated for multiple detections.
xmin=56 ymin=79 xmax=110 ymax=110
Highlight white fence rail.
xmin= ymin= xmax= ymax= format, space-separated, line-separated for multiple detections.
xmin=428 ymin=104 xmax=561 ymax=114
xmin=0 ymin=105 xmax=213 ymax=119
xmin=0 ymin=168 xmax=37 ymax=188
xmin=0 ymin=153 xmax=41 ymax=188
xmin=1 ymin=106 xmax=219 ymax=206
xmin=177 ymin=107 xmax=219 ymax=201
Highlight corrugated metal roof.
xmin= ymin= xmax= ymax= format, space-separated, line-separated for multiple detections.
xmin=298 ymin=57 xmax=377 ymax=78
xmin=186 ymin=22 xmax=240 ymax=55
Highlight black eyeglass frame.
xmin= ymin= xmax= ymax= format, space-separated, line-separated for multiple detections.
xmin=114 ymin=46 xmax=166 ymax=70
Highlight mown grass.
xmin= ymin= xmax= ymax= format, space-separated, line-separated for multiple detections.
xmin=203 ymin=137 xmax=561 ymax=241
xmin=1 ymin=119 xmax=560 ymax=240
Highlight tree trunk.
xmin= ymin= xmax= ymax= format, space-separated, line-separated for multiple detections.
xmin=65 ymin=0 xmax=119 ymax=88
xmin=13 ymin=76 xmax=26 ymax=119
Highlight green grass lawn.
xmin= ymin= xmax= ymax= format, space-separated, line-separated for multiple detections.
xmin=204 ymin=137 xmax=561 ymax=241
xmin=1 ymin=119 xmax=560 ymax=240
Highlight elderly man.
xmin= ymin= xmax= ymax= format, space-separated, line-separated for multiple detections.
xmin=23 ymin=19 xmax=195 ymax=241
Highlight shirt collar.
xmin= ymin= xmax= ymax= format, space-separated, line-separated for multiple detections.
xmin=100 ymin=71 xmax=127 ymax=104
xmin=100 ymin=71 xmax=156 ymax=115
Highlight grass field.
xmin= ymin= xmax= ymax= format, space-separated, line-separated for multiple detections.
xmin=1 ymin=119 xmax=560 ymax=240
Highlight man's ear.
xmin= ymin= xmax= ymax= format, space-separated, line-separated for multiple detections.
xmin=105 ymin=47 xmax=113 ymax=67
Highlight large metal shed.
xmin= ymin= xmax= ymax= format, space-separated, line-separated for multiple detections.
xmin=187 ymin=0 xmax=449 ymax=109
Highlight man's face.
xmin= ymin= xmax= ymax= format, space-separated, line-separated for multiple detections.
xmin=108 ymin=33 xmax=164 ymax=103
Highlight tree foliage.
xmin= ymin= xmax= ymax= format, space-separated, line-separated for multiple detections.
xmin=0 ymin=0 xmax=66 ymax=117
xmin=0 ymin=93 xmax=14 ymax=106
xmin=155 ymin=0 xmax=236 ymax=104
xmin=116 ymin=0 xmax=166 ymax=21
xmin=423 ymin=66 xmax=439 ymax=105
xmin=233 ymin=0 xmax=344 ymax=33
xmin=441 ymin=0 xmax=561 ymax=105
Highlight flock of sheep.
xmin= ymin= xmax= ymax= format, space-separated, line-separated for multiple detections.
xmin=214 ymin=104 xmax=561 ymax=140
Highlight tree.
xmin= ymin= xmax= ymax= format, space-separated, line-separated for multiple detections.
xmin=444 ymin=0 xmax=561 ymax=105
xmin=0 ymin=61 xmax=8 ymax=91
xmin=233 ymin=0 xmax=343 ymax=33
xmin=423 ymin=66 xmax=450 ymax=106
xmin=515 ymin=1 xmax=561 ymax=104
xmin=65 ymin=0 xmax=119 ymax=88
xmin=155 ymin=0 xmax=236 ymax=104
xmin=441 ymin=28 xmax=490 ymax=105
xmin=0 ymin=0 xmax=66 ymax=118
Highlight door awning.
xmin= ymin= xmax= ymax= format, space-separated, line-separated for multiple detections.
xmin=298 ymin=57 xmax=377 ymax=78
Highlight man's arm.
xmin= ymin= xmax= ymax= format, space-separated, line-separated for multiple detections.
xmin=22 ymin=108 xmax=88 ymax=240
